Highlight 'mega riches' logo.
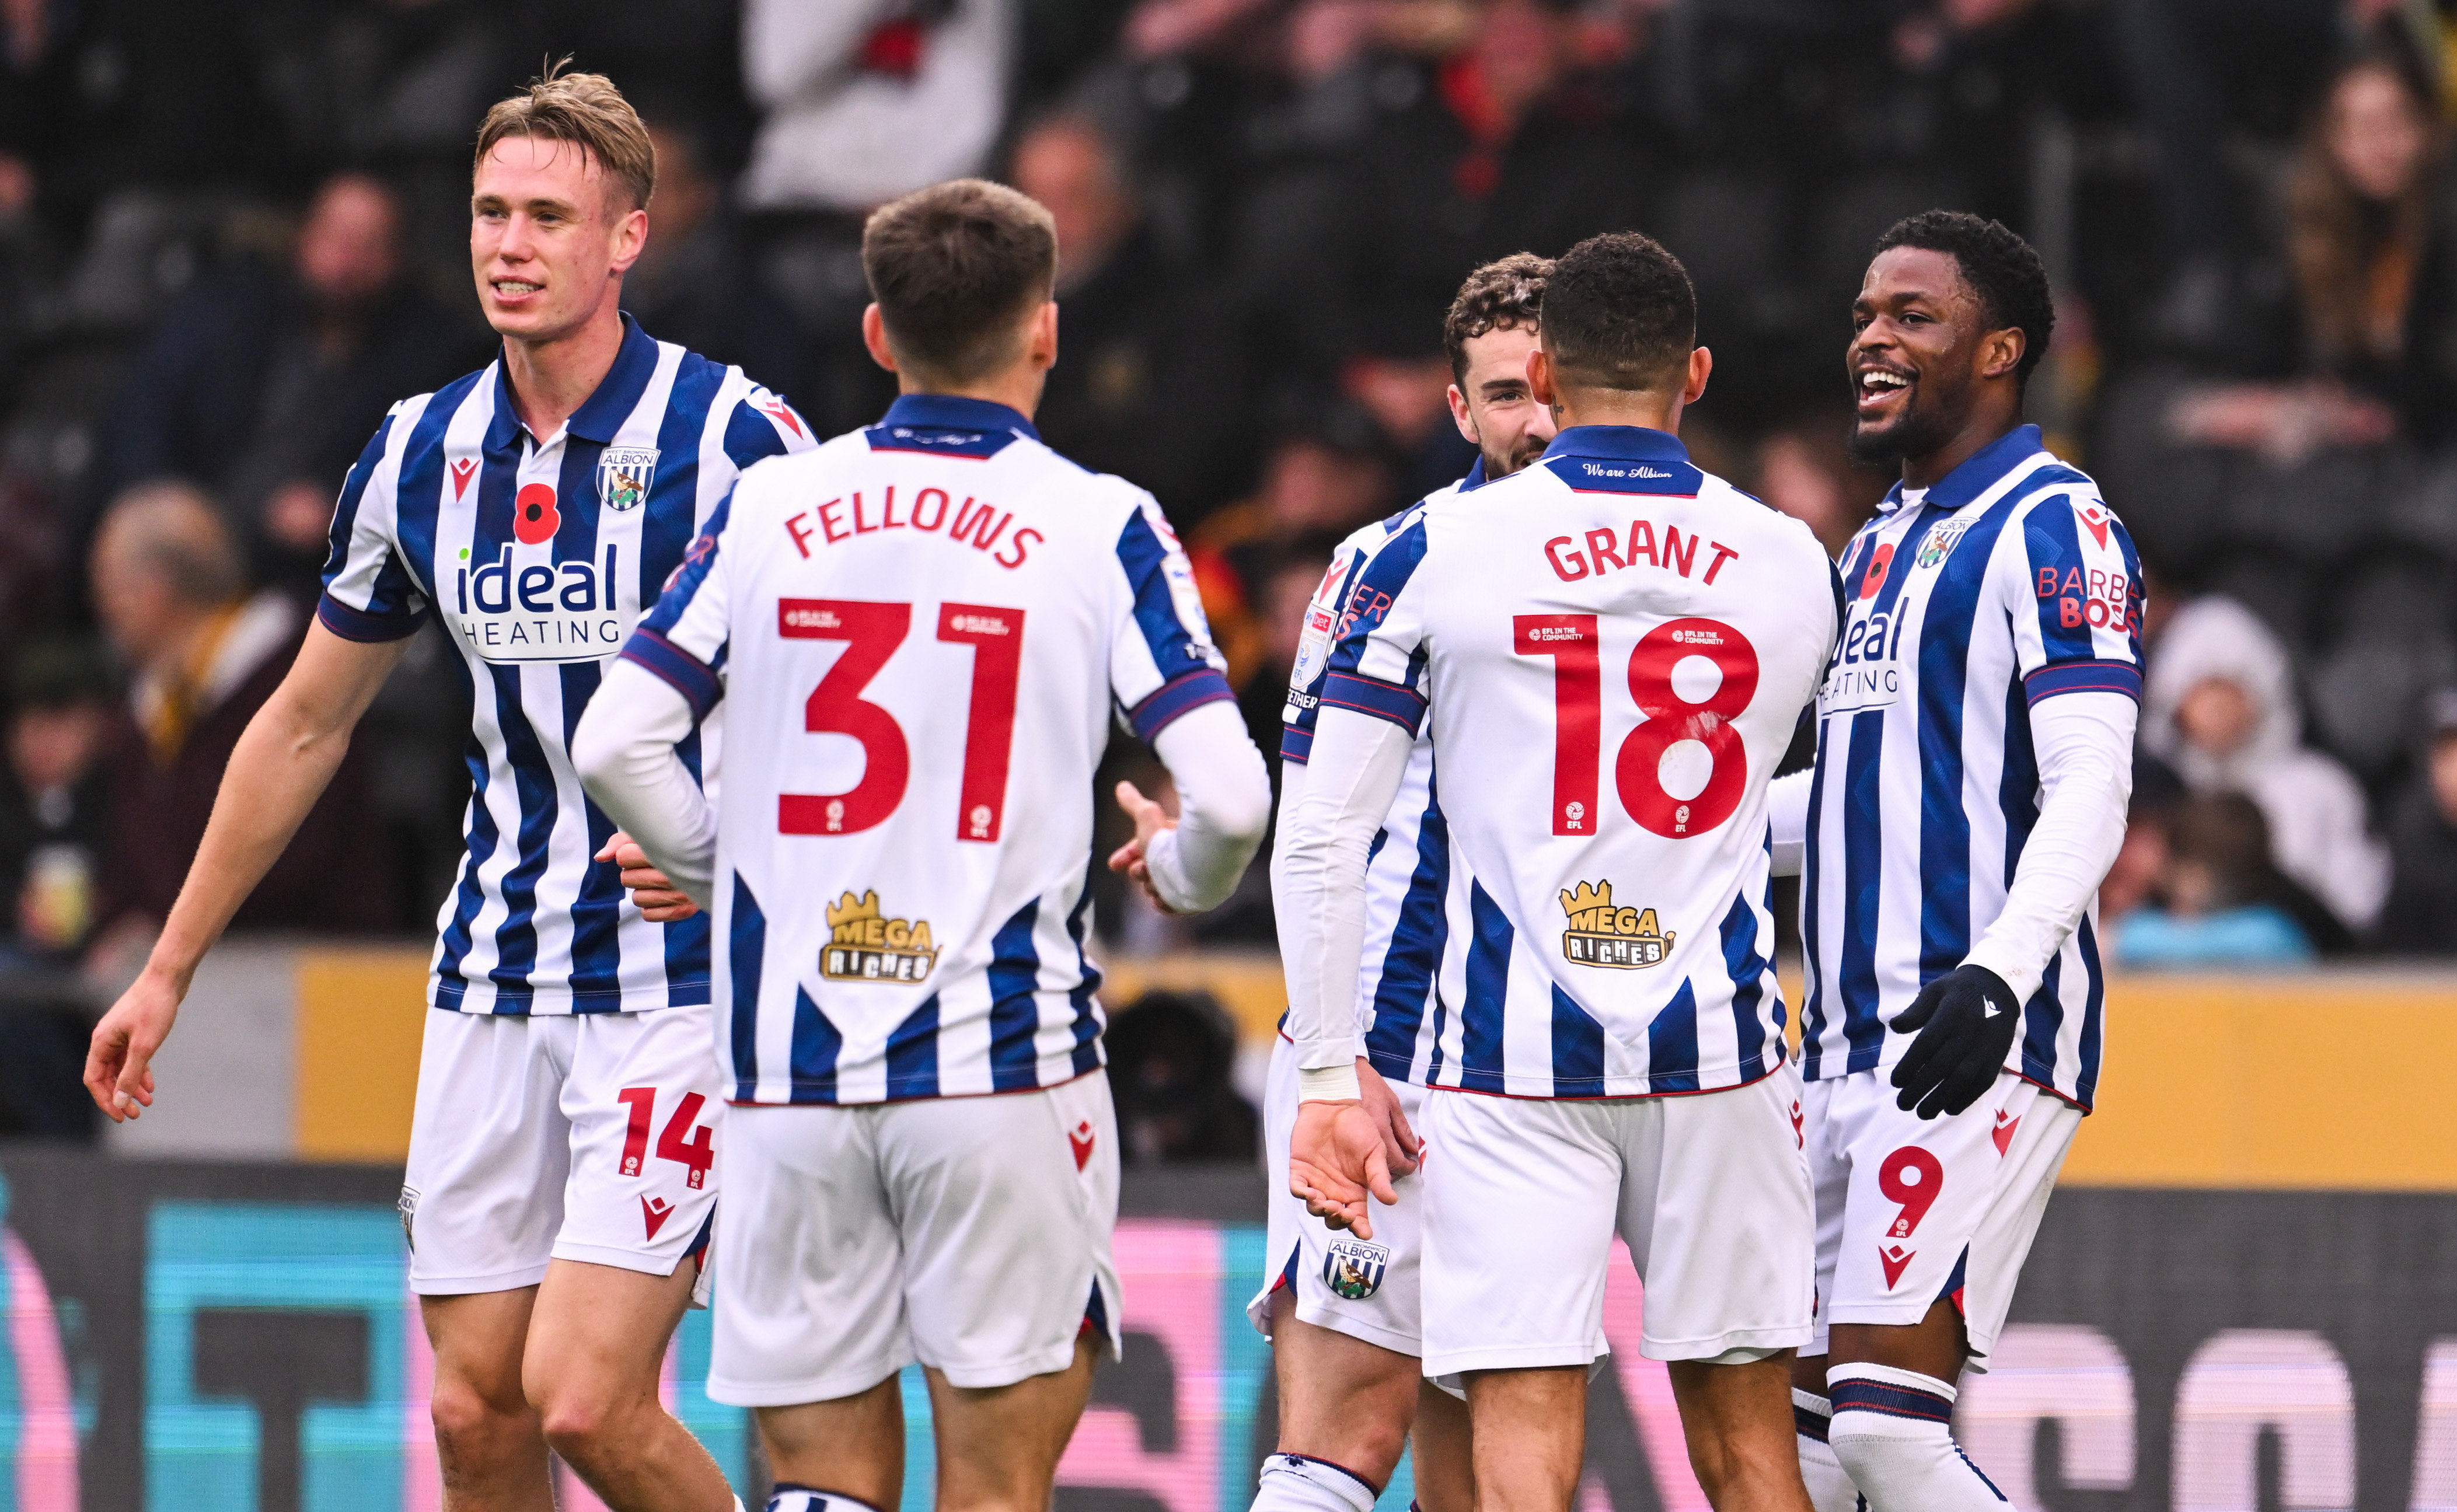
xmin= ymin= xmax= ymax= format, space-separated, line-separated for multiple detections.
xmin=1559 ymin=880 xmax=1674 ymax=969
xmin=822 ymin=891 xmax=940 ymax=983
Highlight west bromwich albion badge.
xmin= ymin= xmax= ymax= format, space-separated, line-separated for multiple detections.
xmin=596 ymin=447 xmax=658 ymax=512
xmin=1324 ymin=1237 xmax=1389 ymax=1300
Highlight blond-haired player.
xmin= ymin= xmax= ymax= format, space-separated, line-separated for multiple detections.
xmin=83 ymin=67 xmax=812 ymax=1510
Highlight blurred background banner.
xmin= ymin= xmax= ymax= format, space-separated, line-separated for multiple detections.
xmin=4 ymin=1153 xmax=2457 ymax=1512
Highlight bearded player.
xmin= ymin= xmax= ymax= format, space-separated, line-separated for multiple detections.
xmin=1771 ymin=212 xmax=2139 ymax=1512
xmin=1248 ymin=253 xmax=1554 ymax=1512
xmin=84 ymin=69 xmax=812 ymax=1510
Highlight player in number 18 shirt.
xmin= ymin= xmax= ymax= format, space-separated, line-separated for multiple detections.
xmin=575 ymin=179 xmax=1271 ymax=1512
xmin=1282 ymin=233 xmax=1838 ymax=1512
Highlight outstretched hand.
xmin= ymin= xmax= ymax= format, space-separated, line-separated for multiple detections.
xmin=1290 ymin=1098 xmax=1400 ymax=1240
xmin=596 ymin=830 xmax=697 ymax=921
xmin=1106 ymin=780 xmax=1180 ymax=914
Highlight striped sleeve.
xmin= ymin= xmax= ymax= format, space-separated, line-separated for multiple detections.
xmin=1320 ymin=517 xmax=1433 ymax=735
xmin=316 ymin=406 xmax=428 ymax=642
xmin=624 ymin=492 xmax=734 ymax=721
xmin=2002 ymin=491 xmax=2144 ymax=705
xmin=1280 ymin=536 xmax=1374 ymax=764
xmin=1111 ymin=497 xmax=1235 ymax=742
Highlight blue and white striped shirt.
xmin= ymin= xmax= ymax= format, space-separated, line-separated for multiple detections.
xmin=317 ymin=315 xmax=812 ymax=1014
xmin=1798 ymin=425 xmax=2142 ymax=1109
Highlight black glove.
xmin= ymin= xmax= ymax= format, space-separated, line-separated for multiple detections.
xmin=1887 ymin=964 xmax=2022 ymax=1119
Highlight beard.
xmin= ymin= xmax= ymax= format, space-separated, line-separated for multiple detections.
xmin=1485 ymin=430 xmax=1552 ymax=480
xmin=1848 ymin=381 xmax=1966 ymax=467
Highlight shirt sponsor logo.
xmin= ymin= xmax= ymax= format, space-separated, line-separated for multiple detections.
xmin=452 ymin=543 xmax=627 ymax=663
xmin=1559 ymin=879 xmax=1673 ymax=969
xmin=596 ymin=446 xmax=658 ymax=512
xmin=822 ymin=890 xmax=940 ymax=983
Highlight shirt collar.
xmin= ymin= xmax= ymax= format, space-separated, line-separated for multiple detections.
xmin=1877 ymin=424 xmax=2046 ymax=515
xmin=1460 ymin=454 xmax=1488 ymax=491
xmin=879 ymin=392 xmax=1040 ymax=441
xmin=484 ymin=312 xmax=661 ymax=453
xmin=1539 ymin=424 xmax=1691 ymax=464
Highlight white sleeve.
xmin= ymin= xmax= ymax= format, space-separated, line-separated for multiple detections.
xmin=1768 ymin=769 xmax=1812 ymax=878
xmin=739 ymin=0 xmax=885 ymax=105
xmin=1960 ymin=690 xmax=2137 ymax=1003
xmin=1140 ymin=700 xmax=1272 ymax=913
xmin=1279 ymin=704 xmax=1415 ymax=1101
xmin=572 ymin=661 xmax=721 ymax=907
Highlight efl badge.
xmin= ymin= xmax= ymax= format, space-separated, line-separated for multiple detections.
xmin=596 ymin=446 xmax=659 ymax=512
xmin=1558 ymin=880 xmax=1673 ymax=969
xmin=822 ymin=891 xmax=940 ymax=983
xmin=1324 ymin=1238 xmax=1388 ymax=1300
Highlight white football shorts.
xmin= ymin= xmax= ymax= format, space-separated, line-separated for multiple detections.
xmin=1419 ymin=1065 xmax=1814 ymax=1378
xmin=1247 ymin=1036 xmax=1429 ymax=1357
xmin=401 ymin=1004 xmax=723 ymax=1295
xmin=1805 ymin=1067 xmax=2083 ymax=1367
xmin=707 ymin=1070 xmax=1123 ymax=1406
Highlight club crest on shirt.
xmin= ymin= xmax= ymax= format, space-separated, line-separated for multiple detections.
xmin=1915 ymin=519 xmax=1969 ymax=569
xmin=1324 ymin=1237 xmax=1388 ymax=1300
xmin=1559 ymin=879 xmax=1673 ymax=969
xmin=822 ymin=891 xmax=939 ymax=983
xmin=596 ymin=446 xmax=659 ymax=512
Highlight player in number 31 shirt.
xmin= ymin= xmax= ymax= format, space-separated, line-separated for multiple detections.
xmin=575 ymin=179 xmax=1271 ymax=1512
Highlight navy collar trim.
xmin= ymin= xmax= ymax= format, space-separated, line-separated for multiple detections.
xmin=486 ymin=312 xmax=661 ymax=452
xmin=879 ymin=393 xmax=1039 ymax=441
xmin=1882 ymin=424 xmax=2046 ymax=514
xmin=1460 ymin=455 xmax=1489 ymax=491
xmin=1540 ymin=424 xmax=1691 ymax=463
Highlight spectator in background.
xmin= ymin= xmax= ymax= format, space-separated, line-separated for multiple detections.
xmin=1280 ymin=0 xmax=1641 ymax=466
xmin=1104 ymin=987 xmax=1260 ymax=1162
xmin=88 ymin=483 xmax=390 ymax=937
xmin=1011 ymin=111 xmax=1255 ymax=525
xmin=739 ymin=0 xmax=1013 ymax=213
xmin=2378 ymin=687 xmax=2457 ymax=952
xmin=0 ymin=641 xmax=114 ymax=968
xmin=2166 ymin=47 xmax=2457 ymax=456
xmin=2142 ymin=593 xmax=2389 ymax=934
xmin=622 ymin=117 xmax=810 ymax=407
xmin=2113 ymin=791 xmax=2320 ymax=967
xmin=2099 ymin=752 xmax=2186 ymax=923
xmin=102 ymin=172 xmax=473 ymax=593
xmin=1748 ymin=409 xmax=1886 ymax=558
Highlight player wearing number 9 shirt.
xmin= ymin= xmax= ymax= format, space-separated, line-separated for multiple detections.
xmin=574 ymin=179 xmax=1271 ymax=1512
xmin=1281 ymin=232 xmax=1840 ymax=1512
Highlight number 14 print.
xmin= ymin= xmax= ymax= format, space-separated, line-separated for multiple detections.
xmin=776 ymin=598 xmax=1024 ymax=842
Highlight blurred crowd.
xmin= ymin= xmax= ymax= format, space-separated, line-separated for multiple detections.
xmin=4 ymin=0 xmax=2457 ymax=1137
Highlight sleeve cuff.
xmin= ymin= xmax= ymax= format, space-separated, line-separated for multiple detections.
xmin=1126 ymin=668 xmax=1236 ymax=743
xmin=2025 ymin=659 xmax=2142 ymax=705
xmin=1279 ymin=721 xmax=1314 ymax=765
xmin=1320 ymin=671 xmax=1428 ymax=735
xmin=1298 ymin=1062 xmax=1362 ymax=1102
xmin=619 ymin=629 xmax=724 ymax=722
xmin=1959 ymin=941 xmax=2043 ymax=1010
xmin=316 ymin=592 xmax=426 ymax=643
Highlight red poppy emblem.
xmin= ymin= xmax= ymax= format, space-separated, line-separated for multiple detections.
xmin=514 ymin=484 xmax=560 ymax=544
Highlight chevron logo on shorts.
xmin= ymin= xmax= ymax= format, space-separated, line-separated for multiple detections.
xmin=641 ymin=1194 xmax=676 ymax=1241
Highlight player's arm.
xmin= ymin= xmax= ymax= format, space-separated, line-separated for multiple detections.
xmin=84 ymin=623 xmax=410 ymax=1119
xmin=1893 ymin=498 xmax=2143 ymax=1116
xmin=574 ymin=498 xmax=739 ymax=910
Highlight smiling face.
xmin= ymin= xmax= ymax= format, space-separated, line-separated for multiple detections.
xmin=1847 ymin=245 xmax=2023 ymax=467
xmin=469 ymin=136 xmax=647 ymax=345
xmin=1449 ymin=323 xmax=1556 ymax=478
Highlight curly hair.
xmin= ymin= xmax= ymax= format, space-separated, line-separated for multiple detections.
xmin=1873 ymin=211 xmax=2055 ymax=384
xmin=1540 ymin=232 xmax=1695 ymax=392
xmin=1442 ymin=253 xmax=1552 ymax=383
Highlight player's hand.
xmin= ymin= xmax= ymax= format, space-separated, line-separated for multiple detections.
xmin=1355 ymin=1058 xmax=1421 ymax=1178
xmin=1107 ymin=780 xmax=1182 ymax=914
xmin=1290 ymin=1099 xmax=1399 ymax=1241
xmin=1888 ymin=963 xmax=2022 ymax=1118
xmin=85 ymin=968 xmax=183 ymax=1122
xmin=596 ymin=831 xmax=698 ymax=921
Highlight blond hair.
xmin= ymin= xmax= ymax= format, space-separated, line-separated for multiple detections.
xmin=473 ymin=61 xmax=656 ymax=213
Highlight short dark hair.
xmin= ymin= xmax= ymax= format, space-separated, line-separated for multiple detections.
xmin=862 ymin=179 xmax=1058 ymax=383
xmin=1872 ymin=211 xmax=2054 ymax=384
xmin=1539 ymin=233 xmax=1695 ymax=392
xmin=1443 ymin=253 xmax=1551 ymax=383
